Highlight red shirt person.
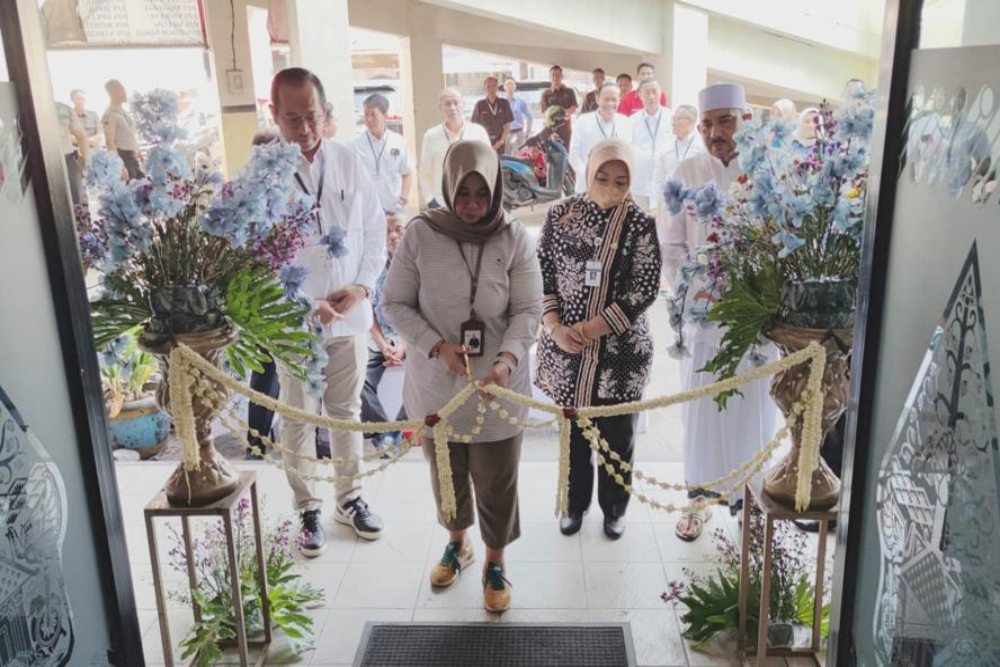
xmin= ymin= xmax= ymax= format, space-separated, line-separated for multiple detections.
xmin=618 ymin=62 xmax=667 ymax=115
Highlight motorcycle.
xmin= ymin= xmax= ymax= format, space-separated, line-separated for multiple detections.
xmin=500 ymin=110 xmax=575 ymax=210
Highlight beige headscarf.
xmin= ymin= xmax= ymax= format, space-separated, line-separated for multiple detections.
xmin=420 ymin=140 xmax=509 ymax=242
xmin=585 ymin=138 xmax=636 ymax=208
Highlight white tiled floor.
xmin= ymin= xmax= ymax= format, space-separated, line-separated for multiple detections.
xmin=120 ymin=457 xmax=829 ymax=666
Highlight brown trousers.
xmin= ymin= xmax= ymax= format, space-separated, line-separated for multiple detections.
xmin=423 ymin=434 xmax=522 ymax=550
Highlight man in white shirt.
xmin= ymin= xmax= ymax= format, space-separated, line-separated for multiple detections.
xmin=101 ymin=79 xmax=143 ymax=180
xmin=418 ymin=88 xmax=491 ymax=208
xmin=569 ymin=82 xmax=632 ymax=194
xmin=629 ymin=79 xmax=672 ymax=210
xmin=352 ymin=93 xmax=413 ymax=214
xmin=662 ymin=83 xmax=779 ymax=542
xmin=270 ymin=67 xmax=386 ymax=554
xmin=652 ymin=104 xmax=705 ymax=221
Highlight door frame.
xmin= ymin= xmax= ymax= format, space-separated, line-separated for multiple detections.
xmin=826 ymin=0 xmax=924 ymax=664
xmin=0 ymin=1 xmax=144 ymax=664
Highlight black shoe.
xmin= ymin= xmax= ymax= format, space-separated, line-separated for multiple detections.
xmin=793 ymin=519 xmax=837 ymax=533
xmin=603 ymin=516 xmax=626 ymax=540
xmin=336 ymin=497 xmax=384 ymax=540
xmin=298 ymin=509 xmax=326 ymax=557
xmin=728 ymin=499 xmax=743 ymax=517
xmin=559 ymin=512 xmax=585 ymax=536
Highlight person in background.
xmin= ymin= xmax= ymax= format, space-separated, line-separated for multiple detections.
xmin=360 ymin=213 xmax=409 ymax=455
xmin=472 ymin=75 xmax=514 ymax=153
xmin=352 ymin=93 xmax=413 ymax=214
xmin=269 ymin=67 xmax=386 ymax=553
xmin=791 ymin=107 xmax=820 ymax=157
xmin=57 ymin=101 xmax=88 ymax=205
xmin=570 ymin=82 xmax=631 ymax=194
xmin=101 ymin=79 xmax=143 ymax=180
xmin=662 ymin=83 xmax=779 ymax=542
xmin=541 ymin=65 xmax=578 ymax=149
xmin=382 ymin=140 xmax=543 ymax=613
xmin=581 ymin=68 xmax=606 ymax=114
xmin=503 ymin=78 xmax=533 ymax=153
xmin=652 ymin=104 xmax=705 ymax=219
xmin=70 ymin=89 xmax=100 ymax=149
xmin=419 ymin=88 xmax=491 ymax=209
xmin=616 ymin=73 xmax=633 ymax=103
xmin=619 ymin=62 xmax=667 ymax=116
xmin=536 ymin=139 xmax=661 ymax=541
xmin=770 ymin=98 xmax=797 ymax=121
xmin=629 ymin=79 xmax=672 ymax=210
xmin=321 ymin=101 xmax=338 ymax=139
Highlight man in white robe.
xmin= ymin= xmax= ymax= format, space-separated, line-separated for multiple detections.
xmin=661 ymin=83 xmax=780 ymax=541
xmin=570 ymin=82 xmax=632 ymax=194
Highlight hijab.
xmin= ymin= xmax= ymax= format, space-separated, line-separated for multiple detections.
xmin=585 ymin=138 xmax=636 ymax=210
xmin=420 ymin=140 xmax=509 ymax=242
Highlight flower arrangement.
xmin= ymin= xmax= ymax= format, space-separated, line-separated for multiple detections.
xmin=664 ymin=90 xmax=874 ymax=407
xmin=166 ymin=497 xmax=324 ymax=666
xmin=662 ymin=516 xmax=829 ymax=649
xmin=98 ymin=327 xmax=158 ymax=418
xmin=80 ymin=89 xmax=326 ymax=385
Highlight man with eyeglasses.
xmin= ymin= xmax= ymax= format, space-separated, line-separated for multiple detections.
xmin=269 ymin=67 xmax=386 ymax=555
xmin=661 ymin=83 xmax=779 ymax=542
xmin=418 ymin=87 xmax=491 ymax=208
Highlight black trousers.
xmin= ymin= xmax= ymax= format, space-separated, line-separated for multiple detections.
xmin=118 ymin=149 xmax=144 ymax=181
xmin=360 ymin=347 xmax=407 ymax=441
xmin=246 ymin=356 xmax=328 ymax=458
xmin=568 ymin=413 xmax=637 ymax=519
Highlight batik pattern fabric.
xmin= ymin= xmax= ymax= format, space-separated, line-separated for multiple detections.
xmin=535 ymin=195 xmax=661 ymax=407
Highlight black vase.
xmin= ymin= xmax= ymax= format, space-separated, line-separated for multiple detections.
xmin=147 ymin=285 xmax=228 ymax=335
xmin=779 ymin=279 xmax=856 ymax=330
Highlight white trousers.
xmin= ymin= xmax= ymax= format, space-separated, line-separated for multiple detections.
xmin=278 ymin=335 xmax=367 ymax=511
xmin=679 ymin=325 xmax=780 ymax=504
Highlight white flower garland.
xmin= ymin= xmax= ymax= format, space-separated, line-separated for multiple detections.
xmin=168 ymin=341 xmax=827 ymax=518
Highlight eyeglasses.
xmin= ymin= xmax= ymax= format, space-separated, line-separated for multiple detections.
xmin=280 ymin=113 xmax=322 ymax=129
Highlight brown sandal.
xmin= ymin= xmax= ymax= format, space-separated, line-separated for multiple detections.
xmin=675 ymin=507 xmax=712 ymax=542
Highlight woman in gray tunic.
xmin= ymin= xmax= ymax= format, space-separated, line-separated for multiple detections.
xmin=382 ymin=140 xmax=542 ymax=613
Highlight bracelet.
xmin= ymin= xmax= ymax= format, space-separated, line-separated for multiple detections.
xmin=493 ymin=358 xmax=515 ymax=376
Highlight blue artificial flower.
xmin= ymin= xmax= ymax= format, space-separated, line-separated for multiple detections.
xmin=86 ymin=151 xmax=125 ymax=188
xmin=100 ymin=335 xmax=130 ymax=368
xmin=811 ymin=180 xmax=836 ymax=207
xmin=748 ymin=347 xmax=769 ymax=367
xmin=689 ymin=298 xmax=711 ymax=322
xmin=145 ymin=145 xmax=190 ymax=186
xmin=768 ymin=119 xmax=794 ymax=149
xmin=662 ymin=179 xmax=689 ymax=215
xmin=772 ymin=230 xmax=805 ymax=258
xmin=738 ymin=145 xmax=767 ymax=174
xmin=130 ymin=89 xmax=186 ymax=144
xmin=836 ymin=105 xmax=874 ymax=142
xmin=782 ymin=192 xmax=814 ymax=228
xmin=694 ymin=183 xmax=723 ymax=219
xmin=278 ymin=265 xmax=308 ymax=296
xmin=321 ymin=226 xmax=349 ymax=258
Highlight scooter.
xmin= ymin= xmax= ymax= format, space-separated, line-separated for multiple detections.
xmin=500 ymin=113 xmax=575 ymax=210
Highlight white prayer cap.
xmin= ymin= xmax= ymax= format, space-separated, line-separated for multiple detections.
xmin=698 ymin=83 xmax=746 ymax=113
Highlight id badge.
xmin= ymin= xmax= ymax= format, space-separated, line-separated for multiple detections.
xmin=585 ymin=260 xmax=603 ymax=287
xmin=460 ymin=318 xmax=486 ymax=357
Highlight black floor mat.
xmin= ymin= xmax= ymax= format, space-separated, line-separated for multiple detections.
xmin=354 ymin=622 xmax=636 ymax=667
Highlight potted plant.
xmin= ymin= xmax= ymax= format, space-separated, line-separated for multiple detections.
xmin=79 ymin=89 xmax=327 ymax=506
xmin=166 ymin=497 xmax=324 ymax=666
xmin=662 ymin=518 xmax=830 ymax=653
xmin=99 ymin=328 xmax=171 ymax=458
xmin=664 ymin=89 xmax=874 ymax=510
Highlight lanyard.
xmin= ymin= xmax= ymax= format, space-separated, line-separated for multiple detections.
xmin=675 ymin=135 xmax=693 ymax=163
xmin=365 ymin=130 xmax=387 ymax=175
xmin=644 ymin=110 xmax=661 ymax=153
xmin=443 ymin=124 xmax=465 ymax=142
xmin=456 ymin=241 xmax=485 ymax=317
xmin=486 ymin=98 xmax=499 ymax=116
xmin=294 ymin=156 xmax=326 ymax=233
xmin=597 ymin=115 xmax=616 ymax=138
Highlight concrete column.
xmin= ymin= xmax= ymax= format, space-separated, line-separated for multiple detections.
xmin=286 ymin=0 xmax=354 ymax=138
xmin=962 ymin=0 xmax=1000 ymax=46
xmin=202 ymin=0 xmax=258 ymax=175
xmin=668 ymin=2 xmax=708 ymax=109
xmin=399 ymin=0 xmax=444 ymax=207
